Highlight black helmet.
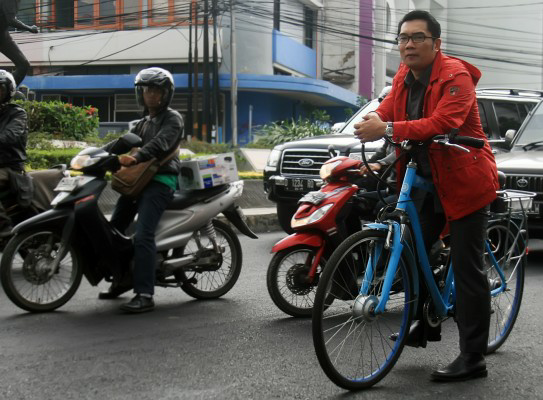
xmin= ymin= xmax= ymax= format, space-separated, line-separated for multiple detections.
xmin=0 ymin=70 xmax=17 ymax=103
xmin=135 ymin=67 xmax=174 ymax=109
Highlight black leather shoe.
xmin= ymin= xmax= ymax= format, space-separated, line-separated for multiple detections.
xmin=389 ymin=320 xmax=441 ymax=348
xmin=120 ymin=295 xmax=154 ymax=313
xmin=431 ymin=353 xmax=487 ymax=382
xmin=98 ymin=283 xmax=132 ymax=300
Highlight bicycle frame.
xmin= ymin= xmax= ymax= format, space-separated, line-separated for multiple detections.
xmin=361 ymin=161 xmax=510 ymax=319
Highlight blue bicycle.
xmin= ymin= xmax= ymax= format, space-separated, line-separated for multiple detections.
xmin=311 ymin=134 xmax=535 ymax=390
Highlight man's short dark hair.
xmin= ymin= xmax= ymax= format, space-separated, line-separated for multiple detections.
xmin=397 ymin=10 xmax=441 ymax=38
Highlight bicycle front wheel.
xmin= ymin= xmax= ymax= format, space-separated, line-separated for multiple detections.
xmin=312 ymin=229 xmax=414 ymax=390
xmin=485 ymin=221 xmax=526 ymax=354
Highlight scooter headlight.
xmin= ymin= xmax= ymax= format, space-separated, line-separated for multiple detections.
xmin=70 ymin=154 xmax=101 ymax=170
xmin=319 ymin=160 xmax=342 ymax=180
xmin=291 ymin=203 xmax=334 ymax=228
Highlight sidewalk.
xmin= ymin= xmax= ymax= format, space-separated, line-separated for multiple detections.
xmin=99 ymin=180 xmax=281 ymax=233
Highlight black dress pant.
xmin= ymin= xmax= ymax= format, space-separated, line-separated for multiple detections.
xmin=416 ymin=194 xmax=491 ymax=354
xmin=0 ymin=30 xmax=30 ymax=86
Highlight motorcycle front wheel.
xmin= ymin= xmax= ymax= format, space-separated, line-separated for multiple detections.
xmin=267 ymin=246 xmax=326 ymax=318
xmin=1 ymin=229 xmax=82 ymax=312
xmin=177 ymin=219 xmax=242 ymax=299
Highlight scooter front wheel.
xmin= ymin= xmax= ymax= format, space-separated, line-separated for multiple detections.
xmin=1 ymin=229 xmax=82 ymax=313
xmin=267 ymin=246 xmax=326 ymax=318
xmin=177 ymin=219 xmax=242 ymax=299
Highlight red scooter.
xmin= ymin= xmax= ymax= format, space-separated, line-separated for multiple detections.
xmin=266 ymin=155 xmax=384 ymax=317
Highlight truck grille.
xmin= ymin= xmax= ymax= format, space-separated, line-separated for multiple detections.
xmin=504 ymin=175 xmax=543 ymax=193
xmin=280 ymin=149 xmax=331 ymax=177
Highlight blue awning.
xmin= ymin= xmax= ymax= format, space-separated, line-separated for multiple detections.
xmin=22 ymin=73 xmax=358 ymax=107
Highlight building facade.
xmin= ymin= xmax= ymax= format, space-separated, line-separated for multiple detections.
xmin=4 ymin=0 xmax=362 ymax=144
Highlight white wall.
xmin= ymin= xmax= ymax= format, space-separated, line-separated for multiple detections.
xmin=321 ymin=0 xmax=359 ymax=93
xmin=0 ymin=28 xmax=219 ymax=67
xmin=447 ymin=0 xmax=543 ymax=89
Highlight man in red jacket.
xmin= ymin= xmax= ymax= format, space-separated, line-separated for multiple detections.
xmin=354 ymin=10 xmax=499 ymax=382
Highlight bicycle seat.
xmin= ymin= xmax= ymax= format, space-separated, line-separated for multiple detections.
xmin=166 ymin=184 xmax=230 ymax=210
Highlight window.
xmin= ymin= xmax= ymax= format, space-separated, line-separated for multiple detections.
xmin=273 ymin=0 xmax=280 ymax=31
xmin=55 ymin=0 xmax=75 ymax=28
xmin=18 ymin=0 xmax=36 ymax=26
xmin=493 ymin=102 xmax=524 ymax=138
xmin=303 ymin=6 xmax=315 ymax=48
xmin=477 ymin=101 xmax=490 ymax=138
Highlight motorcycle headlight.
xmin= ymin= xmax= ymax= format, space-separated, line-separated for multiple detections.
xmin=291 ymin=203 xmax=334 ymax=228
xmin=70 ymin=154 xmax=101 ymax=170
xmin=266 ymin=149 xmax=282 ymax=168
xmin=319 ymin=160 xmax=342 ymax=180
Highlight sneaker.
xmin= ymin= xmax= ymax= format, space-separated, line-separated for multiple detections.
xmin=120 ymin=294 xmax=154 ymax=313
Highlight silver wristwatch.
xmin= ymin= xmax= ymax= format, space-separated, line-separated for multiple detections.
xmin=385 ymin=122 xmax=394 ymax=137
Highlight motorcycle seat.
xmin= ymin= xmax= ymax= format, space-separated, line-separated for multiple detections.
xmin=167 ymin=184 xmax=230 ymax=210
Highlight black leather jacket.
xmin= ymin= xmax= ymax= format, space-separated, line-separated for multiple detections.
xmin=106 ymin=107 xmax=184 ymax=175
xmin=0 ymin=103 xmax=28 ymax=171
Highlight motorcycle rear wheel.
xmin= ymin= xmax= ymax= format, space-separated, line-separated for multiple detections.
xmin=1 ymin=229 xmax=82 ymax=313
xmin=177 ymin=219 xmax=242 ymax=299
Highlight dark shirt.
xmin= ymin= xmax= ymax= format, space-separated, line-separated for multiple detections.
xmin=404 ymin=63 xmax=443 ymax=213
xmin=404 ymin=64 xmax=433 ymax=178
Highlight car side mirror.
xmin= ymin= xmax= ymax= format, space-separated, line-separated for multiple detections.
xmin=109 ymin=132 xmax=143 ymax=154
xmin=504 ymin=129 xmax=516 ymax=147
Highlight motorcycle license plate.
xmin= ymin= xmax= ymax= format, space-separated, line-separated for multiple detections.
xmin=54 ymin=177 xmax=79 ymax=192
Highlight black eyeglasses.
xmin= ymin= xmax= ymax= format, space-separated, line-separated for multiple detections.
xmin=396 ymin=33 xmax=436 ymax=45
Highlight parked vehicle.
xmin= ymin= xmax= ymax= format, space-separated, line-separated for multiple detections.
xmin=0 ymin=166 xmax=66 ymax=251
xmin=267 ymin=154 xmax=392 ymax=317
xmin=264 ymin=87 xmax=543 ymax=233
xmin=0 ymin=133 xmax=258 ymax=313
xmin=495 ymin=99 xmax=543 ymax=234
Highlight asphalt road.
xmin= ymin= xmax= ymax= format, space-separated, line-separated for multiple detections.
xmin=0 ymin=233 xmax=542 ymax=400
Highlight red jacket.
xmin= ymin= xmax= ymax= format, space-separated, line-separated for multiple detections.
xmin=375 ymin=51 xmax=499 ymax=221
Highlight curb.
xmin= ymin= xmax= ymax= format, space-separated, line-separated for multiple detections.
xmin=217 ymin=208 xmax=282 ymax=234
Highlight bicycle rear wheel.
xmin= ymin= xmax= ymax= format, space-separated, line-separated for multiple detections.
xmin=312 ymin=229 xmax=414 ymax=390
xmin=485 ymin=221 xmax=526 ymax=354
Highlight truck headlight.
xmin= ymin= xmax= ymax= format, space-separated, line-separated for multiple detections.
xmin=266 ymin=149 xmax=282 ymax=168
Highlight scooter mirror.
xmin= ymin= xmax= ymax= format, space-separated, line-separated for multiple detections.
xmin=109 ymin=133 xmax=143 ymax=154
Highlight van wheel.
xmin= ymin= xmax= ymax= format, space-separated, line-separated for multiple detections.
xmin=277 ymin=202 xmax=297 ymax=234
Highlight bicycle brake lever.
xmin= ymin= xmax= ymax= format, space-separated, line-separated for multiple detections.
xmin=443 ymin=142 xmax=470 ymax=153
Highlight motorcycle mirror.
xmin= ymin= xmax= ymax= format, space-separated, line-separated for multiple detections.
xmin=109 ymin=133 xmax=143 ymax=154
xmin=328 ymin=145 xmax=336 ymax=159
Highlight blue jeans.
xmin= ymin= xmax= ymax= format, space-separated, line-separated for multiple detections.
xmin=110 ymin=181 xmax=174 ymax=295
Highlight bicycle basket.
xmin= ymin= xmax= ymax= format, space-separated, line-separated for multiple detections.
xmin=491 ymin=189 xmax=537 ymax=214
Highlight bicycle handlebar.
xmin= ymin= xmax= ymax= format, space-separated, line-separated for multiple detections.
xmin=449 ymin=135 xmax=485 ymax=149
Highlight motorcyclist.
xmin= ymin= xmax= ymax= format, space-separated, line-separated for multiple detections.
xmin=99 ymin=67 xmax=184 ymax=314
xmin=0 ymin=69 xmax=28 ymax=238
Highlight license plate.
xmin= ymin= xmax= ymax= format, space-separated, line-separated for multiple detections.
xmin=54 ymin=177 xmax=79 ymax=192
xmin=287 ymin=178 xmax=318 ymax=192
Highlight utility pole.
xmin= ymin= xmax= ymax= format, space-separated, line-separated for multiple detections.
xmin=212 ymin=0 xmax=220 ymax=143
xmin=203 ymin=0 xmax=211 ymax=142
xmin=230 ymin=0 xmax=238 ymax=146
xmin=187 ymin=1 xmax=193 ymax=139
xmin=194 ymin=2 xmax=201 ymax=140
